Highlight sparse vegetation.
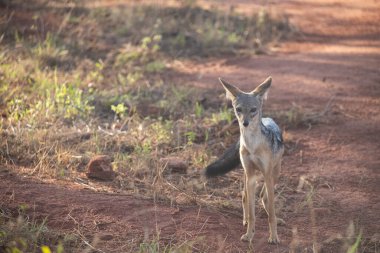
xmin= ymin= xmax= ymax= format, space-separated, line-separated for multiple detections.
xmin=0 ymin=209 xmax=72 ymax=253
xmin=0 ymin=0 xmax=376 ymax=252
xmin=0 ymin=1 xmax=290 ymax=251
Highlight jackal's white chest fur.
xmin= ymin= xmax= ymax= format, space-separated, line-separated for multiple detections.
xmin=240 ymin=128 xmax=272 ymax=173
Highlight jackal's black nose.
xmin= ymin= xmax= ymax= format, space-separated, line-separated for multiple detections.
xmin=243 ymin=120 xmax=249 ymax=127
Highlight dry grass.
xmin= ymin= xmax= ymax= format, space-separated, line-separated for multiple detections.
xmin=0 ymin=0 xmax=365 ymax=252
xmin=0 ymin=0 xmax=292 ymax=250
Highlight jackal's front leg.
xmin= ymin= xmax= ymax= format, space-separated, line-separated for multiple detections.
xmin=242 ymin=173 xmax=248 ymax=226
xmin=264 ymin=174 xmax=280 ymax=244
xmin=240 ymin=170 xmax=257 ymax=243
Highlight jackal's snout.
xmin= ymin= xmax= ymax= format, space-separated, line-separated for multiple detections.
xmin=243 ymin=120 xmax=249 ymax=127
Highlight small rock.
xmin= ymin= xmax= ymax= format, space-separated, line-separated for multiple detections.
xmin=160 ymin=157 xmax=188 ymax=174
xmin=86 ymin=155 xmax=115 ymax=181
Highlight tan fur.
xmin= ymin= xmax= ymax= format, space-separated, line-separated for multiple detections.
xmin=220 ymin=77 xmax=284 ymax=244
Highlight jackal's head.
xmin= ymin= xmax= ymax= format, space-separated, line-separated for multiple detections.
xmin=219 ymin=77 xmax=272 ymax=128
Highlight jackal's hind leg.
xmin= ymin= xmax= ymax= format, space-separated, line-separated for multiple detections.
xmin=261 ymin=184 xmax=269 ymax=214
xmin=273 ymin=163 xmax=285 ymax=226
xmin=273 ymin=161 xmax=281 ymax=185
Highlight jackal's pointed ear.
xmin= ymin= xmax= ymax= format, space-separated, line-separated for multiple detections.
xmin=219 ymin=78 xmax=242 ymax=100
xmin=252 ymin=76 xmax=272 ymax=100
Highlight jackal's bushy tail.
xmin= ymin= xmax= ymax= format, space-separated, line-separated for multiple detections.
xmin=204 ymin=140 xmax=241 ymax=177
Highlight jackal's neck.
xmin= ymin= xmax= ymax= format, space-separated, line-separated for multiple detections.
xmin=239 ymin=114 xmax=262 ymax=136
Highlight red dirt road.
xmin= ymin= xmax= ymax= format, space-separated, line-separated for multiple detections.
xmin=1 ymin=0 xmax=380 ymax=252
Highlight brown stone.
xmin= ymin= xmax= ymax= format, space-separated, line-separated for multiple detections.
xmin=86 ymin=155 xmax=115 ymax=181
xmin=160 ymin=157 xmax=188 ymax=174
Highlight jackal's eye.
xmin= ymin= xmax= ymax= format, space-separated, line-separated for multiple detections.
xmin=250 ymin=108 xmax=257 ymax=113
xmin=236 ymin=107 xmax=242 ymax=113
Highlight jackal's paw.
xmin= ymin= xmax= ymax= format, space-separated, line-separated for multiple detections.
xmin=240 ymin=233 xmax=253 ymax=242
xmin=243 ymin=219 xmax=248 ymax=226
xmin=277 ymin=218 xmax=286 ymax=226
xmin=268 ymin=235 xmax=280 ymax=244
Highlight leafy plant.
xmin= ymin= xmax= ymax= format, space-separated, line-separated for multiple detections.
xmin=185 ymin=131 xmax=196 ymax=145
xmin=111 ymin=103 xmax=128 ymax=119
xmin=52 ymin=82 xmax=94 ymax=119
xmin=87 ymin=60 xmax=104 ymax=85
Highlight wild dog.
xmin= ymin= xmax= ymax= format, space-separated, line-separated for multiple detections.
xmin=205 ymin=77 xmax=284 ymax=244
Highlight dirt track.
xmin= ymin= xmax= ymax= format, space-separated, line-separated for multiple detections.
xmin=1 ymin=0 xmax=380 ymax=252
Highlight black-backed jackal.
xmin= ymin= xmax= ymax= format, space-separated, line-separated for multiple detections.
xmin=205 ymin=77 xmax=284 ymax=244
